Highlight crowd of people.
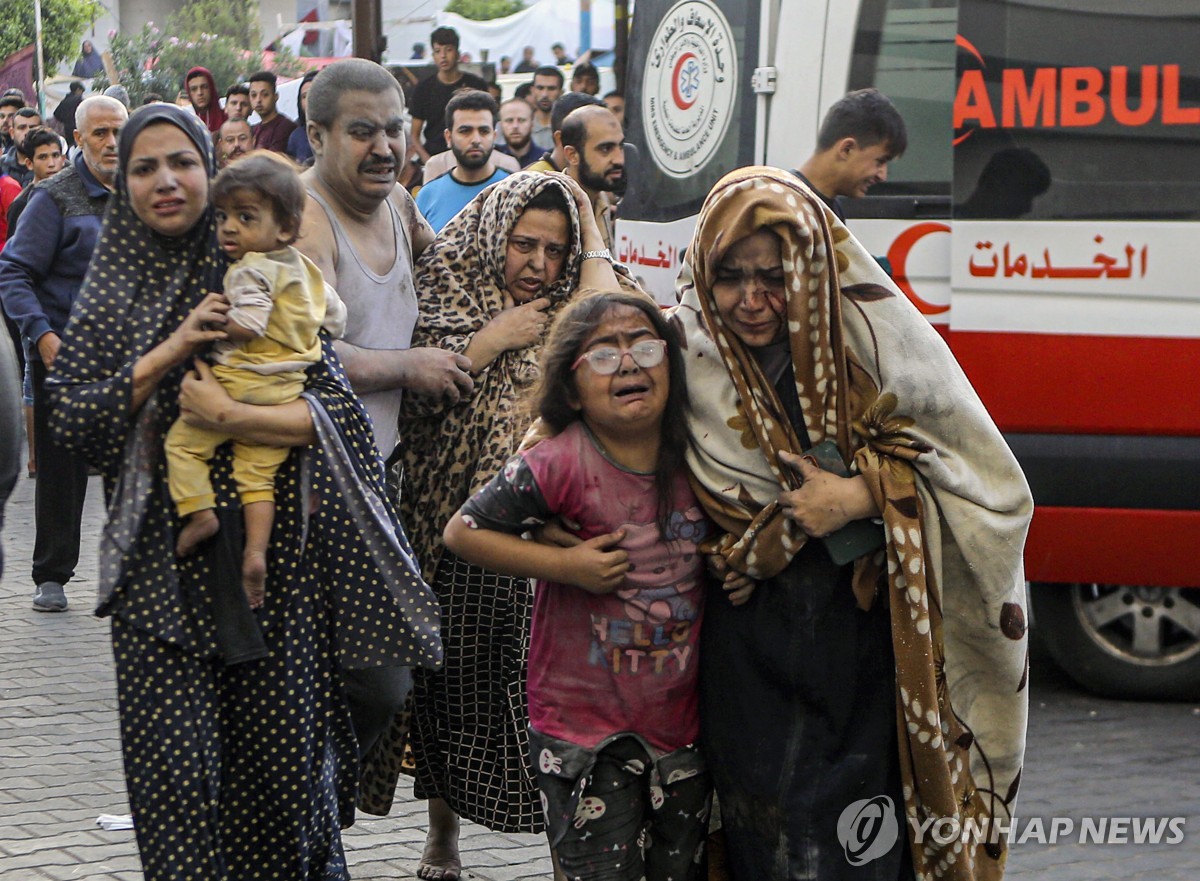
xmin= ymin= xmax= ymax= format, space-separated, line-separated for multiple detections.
xmin=0 ymin=24 xmax=1032 ymax=881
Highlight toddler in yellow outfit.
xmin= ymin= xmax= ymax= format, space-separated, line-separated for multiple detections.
xmin=167 ymin=152 xmax=346 ymax=607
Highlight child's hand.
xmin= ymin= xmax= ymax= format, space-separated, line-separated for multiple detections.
xmin=531 ymin=516 xmax=583 ymax=548
xmin=707 ymin=553 xmax=757 ymax=606
xmin=178 ymin=358 xmax=236 ymax=430
xmin=561 ymin=529 xmax=629 ymax=594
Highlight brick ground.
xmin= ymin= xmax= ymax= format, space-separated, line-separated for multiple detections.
xmin=2 ymin=467 xmax=1198 ymax=879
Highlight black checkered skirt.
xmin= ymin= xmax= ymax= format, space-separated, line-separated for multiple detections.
xmin=409 ymin=551 xmax=544 ymax=833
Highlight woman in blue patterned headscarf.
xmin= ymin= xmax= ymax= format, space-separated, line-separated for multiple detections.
xmin=46 ymin=103 xmax=443 ymax=880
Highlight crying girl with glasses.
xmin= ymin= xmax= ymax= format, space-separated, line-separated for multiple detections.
xmin=443 ymin=290 xmax=751 ymax=881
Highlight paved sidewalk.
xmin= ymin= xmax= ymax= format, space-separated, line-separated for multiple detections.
xmin=3 ymin=465 xmax=1199 ymax=879
xmin=0 ymin=473 xmax=553 ymax=880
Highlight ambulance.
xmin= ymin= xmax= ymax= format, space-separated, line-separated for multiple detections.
xmin=618 ymin=0 xmax=1200 ymax=698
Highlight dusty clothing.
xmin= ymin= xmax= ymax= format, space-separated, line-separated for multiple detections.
xmin=358 ymin=172 xmax=589 ymax=830
xmin=531 ymin=731 xmax=710 ymax=881
xmin=305 ymin=186 xmax=420 ymax=459
xmin=166 ymin=247 xmax=345 ymax=515
xmin=700 ymin=354 xmax=909 ymax=881
xmin=459 ymin=421 xmax=709 ymax=753
xmin=459 ymin=420 xmax=712 ymax=880
xmin=211 ymin=248 xmax=346 ymax=380
xmin=675 ymin=167 xmax=1032 ymax=880
xmin=167 ymin=400 xmax=291 ymax=514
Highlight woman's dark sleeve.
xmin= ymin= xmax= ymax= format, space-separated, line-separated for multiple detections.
xmin=46 ymin=295 xmax=141 ymax=470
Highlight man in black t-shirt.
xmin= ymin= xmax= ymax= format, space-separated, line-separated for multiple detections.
xmin=409 ymin=26 xmax=488 ymax=164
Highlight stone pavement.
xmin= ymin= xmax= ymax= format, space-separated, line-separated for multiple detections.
xmin=0 ymin=472 xmax=553 ymax=881
xmin=3 ymin=466 xmax=1200 ymax=879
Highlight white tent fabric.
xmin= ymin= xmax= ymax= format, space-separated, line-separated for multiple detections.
xmin=384 ymin=0 xmax=618 ymax=67
xmin=278 ymin=22 xmax=353 ymax=58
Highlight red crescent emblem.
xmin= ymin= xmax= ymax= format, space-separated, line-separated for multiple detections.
xmin=887 ymin=222 xmax=951 ymax=315
xmin=953 ymin=34 xmax=985 ymax=146
xmin=672 ymin=52 xmax=699 ymax=109
xmin=955 ymin=33 xmax=985 ymax=67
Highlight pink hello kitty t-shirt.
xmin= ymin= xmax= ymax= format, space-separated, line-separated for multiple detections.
xmin=459 ymin=421 xmax=710 ymax=753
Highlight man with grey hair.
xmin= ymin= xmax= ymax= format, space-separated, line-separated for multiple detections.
xmin=298 ymin=59 xmax=473 ymax=459
xmin=216 ymin=116 xmax=253 ymax=169
xmin=0 ymin=95 xmax=127 ymax=612
xmin=295 ymin=56 xmax=471 ymax=769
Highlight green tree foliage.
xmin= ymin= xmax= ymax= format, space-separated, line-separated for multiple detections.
xmin=93 ymin=22 xmax=303 ymax=108
xmin=170 ymin=0 xmax=262 ymax=49
xmin=0 ymin=0 xmax=100 ymax=69
xmin=444 ymin=0 xmax=526 ymax=21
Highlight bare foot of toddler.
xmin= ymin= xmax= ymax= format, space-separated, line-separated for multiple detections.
xmin=176 ymin=510 xmax=220 ymax=557
xmin=243 ymin=550 xmax=266 ymax=609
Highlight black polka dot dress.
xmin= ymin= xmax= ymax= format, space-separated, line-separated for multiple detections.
xmin=46 ymin=106 xmax=443 ymax=881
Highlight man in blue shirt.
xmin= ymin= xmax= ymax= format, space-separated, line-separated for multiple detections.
xmin=416 ymin=90 xmax=509 ymax=232
xmin=0 ymin=95 xmax=127 ymax=612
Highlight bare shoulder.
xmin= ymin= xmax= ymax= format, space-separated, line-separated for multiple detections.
xmin=297 ymin=174 xmax=338 ymax=284
xmin=391 ymin=185 xmax=435 ymax=257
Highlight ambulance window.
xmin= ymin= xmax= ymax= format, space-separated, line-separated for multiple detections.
xmin=954 ymin=0 xmax=1200 ymax=221
xmin=848 ymin=0 xmax=958 ymax=206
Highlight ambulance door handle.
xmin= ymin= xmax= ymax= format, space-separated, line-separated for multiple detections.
xmin=752 ymin=66 xmax=778 ymax=94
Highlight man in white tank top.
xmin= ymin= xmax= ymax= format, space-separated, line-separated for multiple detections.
xmin=294 ymin=60 xmax=474 ymax=842
xmin=297 ymin=59 xmax=474 ymax=461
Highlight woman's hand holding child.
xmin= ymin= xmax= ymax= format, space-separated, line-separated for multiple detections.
xmin=178 ymin=357 xmax=237 ymax=431
xmin=165 ymin=291 xmax=229 ymax=366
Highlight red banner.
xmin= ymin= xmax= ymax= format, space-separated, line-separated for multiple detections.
xmin=0 ymin=44 xmax=36 ymax=103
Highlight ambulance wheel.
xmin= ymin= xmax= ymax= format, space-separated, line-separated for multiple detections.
xmin=1030 ymin=582 xmax=1200 ymax=700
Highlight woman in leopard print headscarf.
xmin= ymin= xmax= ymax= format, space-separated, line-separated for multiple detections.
xmin=359 ymin=170 xmax=637 ymax=876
